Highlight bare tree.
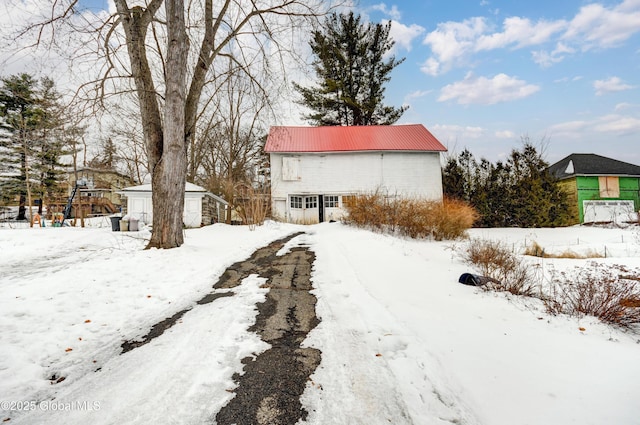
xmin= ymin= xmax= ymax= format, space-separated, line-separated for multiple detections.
xmin=7 ymin=0 xmax=334 ymax=246
xmin=190 ymin=57 xmax=273 ymax=221
xmin=108 ymin=0 xmax=329 ymax=248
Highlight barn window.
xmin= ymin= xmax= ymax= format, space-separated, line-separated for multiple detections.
xmin=290 ymin=196 xmax=303 ymax=209
xmin=305 ymin=196 xmax=317 ymax=209
xmin=282 ymin=157 xmax=300 ymax=181
xmin=325 ymin=195 xmax=339 ymax=208
xmin=598 ymin=176 xmax=620 ymax=198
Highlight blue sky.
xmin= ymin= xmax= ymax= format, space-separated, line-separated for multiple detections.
xmin=73 ymin=0 xmax=640 ymax=165
xmin=356 ymin=0 xmax=640 ymax=164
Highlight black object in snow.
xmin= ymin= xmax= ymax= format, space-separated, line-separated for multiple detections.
xmin=459 ymin=273 xmax=491 ymax=286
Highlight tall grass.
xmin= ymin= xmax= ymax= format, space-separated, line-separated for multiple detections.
xmin=523 ymin=241 xmax=603 ymax=259
xmin=343 ymin=193 xmax=477 ymax=241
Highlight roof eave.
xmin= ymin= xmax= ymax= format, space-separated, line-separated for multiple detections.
xmin=267 ymin=149 xmax=447 ymax=154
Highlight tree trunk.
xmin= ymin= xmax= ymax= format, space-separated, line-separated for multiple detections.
xmin=147 ymin=0 xmax=188 ymax=248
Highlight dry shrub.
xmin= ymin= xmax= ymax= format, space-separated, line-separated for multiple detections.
xmin=523 ymin=241 xmax=545 ymax=257
xmin=523 ymin=241 xmax=603 ymax=259
xmin=344 ymin=192 xmax=388 ymax=231
xmin=432 ymin=197 xmax=478 ymax=241
xmin=234 ymin=184 xmax=269 ymax=230
xmin=461 ymin=241 xmax=640 ymax=328
xmin=460 ymin=239 xmax=539 ymax=296
xmin=343 ymin=194 xmax=477 ymax=241
xmin=544 ymin=263 xmax=640 ymax=328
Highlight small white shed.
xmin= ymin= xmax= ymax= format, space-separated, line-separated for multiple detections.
xmin=120 ymin=182 xmax=227 ymax=228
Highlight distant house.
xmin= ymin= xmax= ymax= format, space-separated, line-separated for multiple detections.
xmin=265 ymin=124 xmax=447 ymax=224
xmin=120 ymin=182 xmax=228 ymax=228
xmin=548 ymin=154 xmax=640 ymax=224
xmin=65 ymin=167 xmax=135 ymax=208
xmin=47 ymin=168 xmax=136 ymax=218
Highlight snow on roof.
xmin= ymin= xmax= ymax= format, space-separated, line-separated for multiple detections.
xmin=264 ymin=124 xmax=447 ymax=153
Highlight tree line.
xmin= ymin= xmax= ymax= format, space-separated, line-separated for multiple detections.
xmin=442 ymin=141 xmax=575 ymax=227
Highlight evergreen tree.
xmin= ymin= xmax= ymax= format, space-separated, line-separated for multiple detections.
xmin=34 ymin=78 xmax=67 ymax=204
xmin=294 ymin=12 xmax=407 ymax=126
xmin=0 ymin=74 xmax=65 ymax=220
xmin=442 ymin=142 xmax=574 ymax=227
xmin=442 ymin=155 xmax=466 ymax=200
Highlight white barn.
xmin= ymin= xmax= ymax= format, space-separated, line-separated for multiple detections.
xmin=120 ymin=182 xmax=227 ymax=228
xmin=265 ymin=124 xmax=447 ymax=224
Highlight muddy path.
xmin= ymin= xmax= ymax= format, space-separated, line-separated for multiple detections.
xmin=120 ymin=231 xmax=321 ymax=424
xmin=215 ymin=233 xmax=320 ymax=425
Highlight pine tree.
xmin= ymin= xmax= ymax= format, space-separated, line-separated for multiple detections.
xmin=442 ymin=142 xmax=573 ymax=227
xmin=0 ymin=74 xmax=65 ymax=220
xmin=294 ymin=12 xmax=407 ymax=126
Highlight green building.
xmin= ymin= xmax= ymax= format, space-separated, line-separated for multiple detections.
xmin=548 ymin=154 xmax=640 ymax=224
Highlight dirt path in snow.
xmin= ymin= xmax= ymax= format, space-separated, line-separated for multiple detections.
xmin=121 ymin=231 xmax=321 ymax=424
xmin=214 ymin=232 xmax=320 ymax=425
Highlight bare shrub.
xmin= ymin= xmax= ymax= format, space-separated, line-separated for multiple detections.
xmin=544 ymin=263 xmax=640 ymax=328
xmin=343 ymin=193 xmax=477 ymax=241
xmin=234 ymin=184 xmax=269 ymax=230
xmin=460 ymin=239 xmax=539 ymax=296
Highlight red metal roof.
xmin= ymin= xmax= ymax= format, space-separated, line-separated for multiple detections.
xmin=264 ymin=124 xmax=447 ymax=153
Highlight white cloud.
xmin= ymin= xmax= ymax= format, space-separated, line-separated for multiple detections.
xmin=420 ymin=57 xmax=441 ymax=76
xmin=438 ymin=72 xmax=540 ymax=105
xmin=475 ymin=17 xmax=566 ymax=51
xmin=495 ymin=130 xmax=516 ymax=139
xmin=404 ymin=90 xmax=431 ymax=101
xmin=387 ymin=20 xmax=425 ymax=52
xmin=549 ymin=120 xmax=589 ymax=134
xmin=371 ymin=3 xmax=402 ymax=21
xmin=531 ymin=50 xmax=563 ymax=68
xmin=421 ymin=17 xmax=488 ymax=76
xmin=429 ymin=124 xmax=486 ymax=145
xmin=549 ymin=111 xmax=640 ymax=139
xmin=421 ymin=15 xmax=567 ymax=75
xmin=593 ymin=114 xmax=640 ymax=134
xmin=614 ymin=102 xmax=638 ymax=111
xmin=593 ymin=77 xmax=635 ymax=96
xmin=420 ymin=1 xmax=640 ymax=76
xmin=563 ymin=1 xmax=640 ymax=49
xmin=531 ymin=42 xmax=576 ymax=67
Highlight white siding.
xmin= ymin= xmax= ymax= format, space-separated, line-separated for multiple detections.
xmin=124 ymin=192 xmax=204 ymax=228
xmin=270 ymin=151 xmax=444 ymax=222
xmin=184 ymin=196 xmax=203 ymax=228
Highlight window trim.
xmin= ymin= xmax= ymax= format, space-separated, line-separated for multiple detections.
xmin=325 ymin=195 xmax=339 ymax=208
xmin=305 ymin=196 xmax=317 ymax=209
xmin=290 ymin=196 xmax=303 ymax=209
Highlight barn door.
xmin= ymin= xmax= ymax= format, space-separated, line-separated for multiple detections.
xmin=303 ymin=196 xmax=319 ymax=224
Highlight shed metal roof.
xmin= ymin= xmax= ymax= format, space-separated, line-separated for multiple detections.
xmin=548 ymin=153 xmax=640 ymax=179
xmin=264 ymin=124 xmax=447 ymax=153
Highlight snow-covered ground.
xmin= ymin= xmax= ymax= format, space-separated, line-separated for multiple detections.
xmin=1 ymin=218 xmax=639 ymax=424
